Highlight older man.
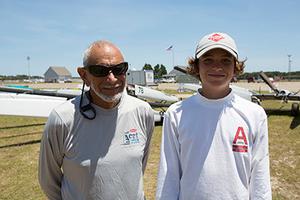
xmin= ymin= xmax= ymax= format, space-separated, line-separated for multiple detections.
xmin=39 ymin=40 xmax=154 ymax=200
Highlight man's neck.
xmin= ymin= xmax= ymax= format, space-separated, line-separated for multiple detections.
xmin=199 ymin=87 xmax=231 ymax=99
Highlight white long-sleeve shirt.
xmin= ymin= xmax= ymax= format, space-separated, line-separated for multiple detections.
xmin=156 ymin=91 xmax=271 ymax=200
xmin=39 ymin=93 xmax=154 ymax=200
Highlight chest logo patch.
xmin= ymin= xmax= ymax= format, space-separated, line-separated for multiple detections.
xmin=123 ymin=128 xmax=140 ymax=145
xmin=232 ymin=126 xmax=248 ymax=153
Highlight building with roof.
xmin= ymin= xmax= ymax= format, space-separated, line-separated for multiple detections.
xmin=169 ymin=66 xmax=199 ymax=83
xmin=44 ymin=66 xmax=72 ymax=83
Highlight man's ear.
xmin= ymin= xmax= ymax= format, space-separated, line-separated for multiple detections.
xmin=233 ymin=61 xmax=238 ymax=76
xmin=77 ymin=67 xmax=90 ymax=86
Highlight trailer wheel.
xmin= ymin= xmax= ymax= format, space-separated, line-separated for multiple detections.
xmin=291 ymin=103 xmax=299 ymax=116
xmin=251 ymin=96 xmax=261 ymax=105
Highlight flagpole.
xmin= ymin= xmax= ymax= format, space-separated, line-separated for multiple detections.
xmin=27 ymin=56 xmax=31 ymax=82
xmin=171 ymin=49 xmax=175 ymax=67
xmin=166 ymin=45 xmax=174 ymax=69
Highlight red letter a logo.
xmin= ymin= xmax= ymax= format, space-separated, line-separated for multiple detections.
xmin=232 ymin=127 xmax=248 ymax=152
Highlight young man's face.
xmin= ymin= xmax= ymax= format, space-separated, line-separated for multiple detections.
xmin=197 ymin=48 xmax=235 ymax=98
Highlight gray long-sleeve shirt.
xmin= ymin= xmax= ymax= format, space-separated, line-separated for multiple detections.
xmin=39 ymin=93 xmax=154 ymax=200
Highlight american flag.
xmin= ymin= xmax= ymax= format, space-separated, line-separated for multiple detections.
xmin=166 ymin=45 xmax=173 ymax=51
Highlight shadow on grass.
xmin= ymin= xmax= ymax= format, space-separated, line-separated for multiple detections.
xmin=290 ymin=116 xmax=300 ymax=129
xmin=0 ymin=139 xmax=41 ymax=149
xmin=155 ymin=121 xmax=163 ymax=126
xmin=0 ymin=131 xmax=41 ymax=139
xmin=0 ymin=123 xmax=45 ymax=130
xmin=266 ymin=109 xmax=300 ymax=129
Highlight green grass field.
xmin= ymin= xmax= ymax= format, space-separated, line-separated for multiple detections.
xmin=0 ymin=101 xmax=299 ymax=199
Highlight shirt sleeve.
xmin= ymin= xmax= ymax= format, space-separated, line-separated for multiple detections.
xmin=249 ymin=114 xmax=272 ymax=199
xmin=142 ymin=106 xmax=155 ymax=173
xmin=156 ymin=112 xmax=181 ymax=200
xmin=38 ymin=110 xmax=66 ymax=200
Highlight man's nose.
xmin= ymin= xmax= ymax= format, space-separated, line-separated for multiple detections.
xmin=211 ymin=62 xmax=221 ymax=69
xmin=106 ymin=71 xmax=117 ymax=81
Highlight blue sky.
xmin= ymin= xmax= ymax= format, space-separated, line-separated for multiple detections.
xmin=0 ymin=0 xmax=299 ymax=76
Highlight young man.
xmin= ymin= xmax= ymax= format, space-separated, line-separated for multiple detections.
xmin=156 ymin=32 xmax=272 ymax=199
xmin=39 ymin=40 xmax=154 ymax=200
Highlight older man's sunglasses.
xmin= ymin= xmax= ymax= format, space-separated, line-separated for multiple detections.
xmin=85 ymin=62 xmax=128 ymax=77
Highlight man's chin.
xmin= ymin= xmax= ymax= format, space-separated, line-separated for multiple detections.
xmin=96 ymin=92 xmax=123 ymax=103
xmin=90 ymin=84 xmax=123 ymax=102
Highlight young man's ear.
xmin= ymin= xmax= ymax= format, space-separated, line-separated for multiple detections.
xmin=77 ymin=67 xmax=90 ymax=86
xmin=233 ymin=61 xmax=239 ymax=76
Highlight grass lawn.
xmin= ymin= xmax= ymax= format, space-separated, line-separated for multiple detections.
xmin=0 ymin=100 xmax=299 ymax=199
xmin=0 ymin=116 xmax=46 ymax=200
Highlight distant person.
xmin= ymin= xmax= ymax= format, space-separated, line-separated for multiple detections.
xmin=39 ymin=40 xmax=154 ymax=199
xmin=156 ymin=32 xmax=272 ymax=199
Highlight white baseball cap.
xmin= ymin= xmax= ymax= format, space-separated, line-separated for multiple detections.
xmin=195 ymin=32 xmax=238 ymax=59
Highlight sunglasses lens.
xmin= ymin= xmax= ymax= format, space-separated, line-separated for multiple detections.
xmin=88 ymin=66 xmax=109 ymax=77
xmin=86 ymin=62 xmax=128 ymax=77
xmin=112 ymin=63 xmax=128 ymax=75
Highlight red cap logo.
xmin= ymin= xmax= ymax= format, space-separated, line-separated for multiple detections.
xmin=208 ymin=33 xmax=224 ymax=42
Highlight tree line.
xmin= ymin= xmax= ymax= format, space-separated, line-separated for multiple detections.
xmin=237 ymin=71 xmax=300 ymax=80
xmin=0 ymin=75 xmax=43 ymax=81
xmin=142 ymin=63 xmax=167 ymax=79
xmin=1 ymin=70 xmax=300 ymax=81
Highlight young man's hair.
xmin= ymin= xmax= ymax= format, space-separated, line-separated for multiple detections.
xmin=187 ymin=56 xmax=246 ymax=81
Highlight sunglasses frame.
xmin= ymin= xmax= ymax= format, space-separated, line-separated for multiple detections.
xmin=85 ymin=62 xmax=128 ymax=77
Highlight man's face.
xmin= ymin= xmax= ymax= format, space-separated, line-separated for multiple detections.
xmin=197 ymin=48 xmax=235 ymax=97
xmin=80 ymin=44 xmax=127 ymax=108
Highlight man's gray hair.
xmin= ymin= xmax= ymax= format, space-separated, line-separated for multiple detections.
xmin=82 ymin=40 xmax=123 ymax=67
xmin=83 ymin=40 xmax=108 ymax=67
xmin=82 ymin=40 xmax=104 ymax=67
